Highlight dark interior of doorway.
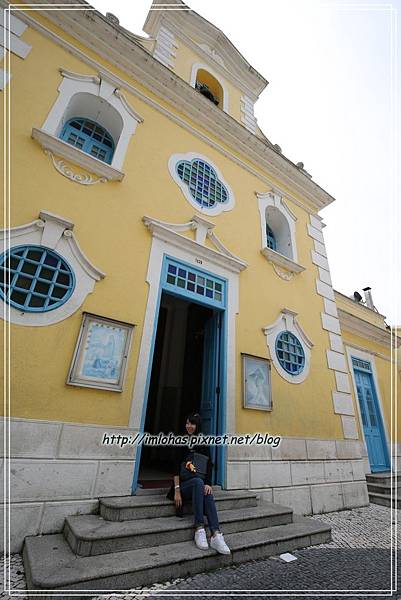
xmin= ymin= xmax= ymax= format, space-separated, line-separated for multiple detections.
xmin=138 ymin=292 xmax=214 ymax=488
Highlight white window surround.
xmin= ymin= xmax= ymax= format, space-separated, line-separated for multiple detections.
xmin=0 ymin=210 xmax=105 ymax=326
xmin=345 ymin=345 xmax=391 ymax=462
xmin=190 ymin=63 xmax=229 ymax=113
xmin=263 ymin=309 xmax=313 ymax=384
xmin=32 ymin=69 xmax=143 ymax=180
xmin=168 ymin=152 xmax=235 ymax=217
xmin=257 ymin=191 xmax=304 ymax=278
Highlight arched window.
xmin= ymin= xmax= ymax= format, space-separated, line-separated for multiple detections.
xmin=265 ymin=206 xmax=292 ymax=259
xmin=190 ymin=65 xmax=228 ymax=111
xmin=60 ymin=117 xmax=114 ymax=164
xmin=0 ymin=245 xmax=75 ymax=312
xmin=266 ymin=224 xmax=276 ymax=251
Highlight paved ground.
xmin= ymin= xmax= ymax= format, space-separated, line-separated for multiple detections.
xmin=1 ymin=503 xmax=400 ymax=599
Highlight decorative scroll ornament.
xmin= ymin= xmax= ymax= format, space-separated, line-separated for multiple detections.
xmin=45 ymin=150 xmax=107 ymax=185
xmin=272 ymin=264 xmax=294 ymax=281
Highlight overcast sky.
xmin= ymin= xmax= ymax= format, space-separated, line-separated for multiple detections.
xmin=90 ymin=0 xmax=400 ymax=325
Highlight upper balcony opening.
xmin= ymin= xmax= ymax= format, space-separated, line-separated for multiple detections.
xmin=195 ymin=69 xmax=224 ymax=108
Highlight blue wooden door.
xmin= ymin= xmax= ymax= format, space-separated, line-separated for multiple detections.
xmin=200 ymin=311 xmax=222 ymax=483
xmin=352 ymin=358 xmax=389 ymax=472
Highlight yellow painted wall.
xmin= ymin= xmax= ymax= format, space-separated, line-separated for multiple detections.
xmin=1 ymin=12 xmax=354 ymax=443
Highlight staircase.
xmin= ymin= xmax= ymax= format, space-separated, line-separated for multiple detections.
xmin=366 ymin=472 xmax=401 ymax=508
xmin=23 ymin=487 xmax=331 ymax=598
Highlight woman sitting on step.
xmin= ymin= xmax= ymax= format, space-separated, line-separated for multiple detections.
xmin=166 ymin=413 xmax=231 ymax=555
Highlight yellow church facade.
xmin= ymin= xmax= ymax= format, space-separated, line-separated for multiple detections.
xmin=1 ymin=0 xmax=399 ymax=552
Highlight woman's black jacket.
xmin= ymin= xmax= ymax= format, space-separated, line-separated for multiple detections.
xmin=166 ymin=444 xmax=213 ymax=501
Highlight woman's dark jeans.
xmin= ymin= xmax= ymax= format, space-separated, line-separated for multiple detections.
xmin=180 ymin=476 xmax=220 ymax=533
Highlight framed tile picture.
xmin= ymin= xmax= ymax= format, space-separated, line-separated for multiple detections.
xmin=67 ymin=312 xmax=134 ymax=392
xmin=242 ymin=353 xmax=272 ymax=411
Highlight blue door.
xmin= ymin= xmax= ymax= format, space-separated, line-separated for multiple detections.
xmin=352 ymin=357 xmax=390 ymax=472
xmin=132 ymin=256 xmax=227 ymax=492
xmin=200 ymin=311 xmax=223 ymax=483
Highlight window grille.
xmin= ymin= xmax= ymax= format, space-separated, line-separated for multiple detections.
xmin=176 ymin=159 xmax=229 ymax=209
xmin=0 ymin=245 xmax=75 ymax=312
xmin=275 ymin=330 xmax=305 ymax=375
xmin=164 ymin=260 xmax=224 ymax=306
xmin=352 ymin=357 xmax=372 ymax=372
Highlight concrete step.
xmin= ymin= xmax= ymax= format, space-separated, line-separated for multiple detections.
xmin=135 ymin=484 xmax=222 ymax=496
xmin=367 ymin=482 xmax=401 ymax=495
xmin=64 ymin=501 xmax=293 ymax=556
xmin=100 ymin=490 xmax=258 ymax=521
xmin=24 ymin=515 xmax=331 ymax=597
xmin=366 ymin=472 xmax=401 ymax=484
xmin=135 ymin=486 xmax=170 ymax=496
xmin=369 ymin=492 xmax=401 ymax=509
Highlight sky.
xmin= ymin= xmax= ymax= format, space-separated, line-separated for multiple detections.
xmin=90 ymin=0 xmax=400 ymax=325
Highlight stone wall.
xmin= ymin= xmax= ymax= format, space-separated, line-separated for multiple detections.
xmin=226 ymin=437 xmax=370 ymax=515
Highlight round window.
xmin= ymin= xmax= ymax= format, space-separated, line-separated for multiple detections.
xmin=275 ymin=330 xmax=305 ymax=375
xmin=0 ymin=245 xmax=75 ymax=312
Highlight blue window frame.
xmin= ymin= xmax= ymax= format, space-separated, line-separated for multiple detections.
xmin=0 ymin=245 xmax=75 ymax=312
xmin=266 ymin=224 xmax=276 ymax=251
xmin=60 ymin=118 xmax=114 ymax=164
xmin=163 ymin=258 xmax=225 ymax=309
xmin=351 ymin=357 xmax=372 ymax=372
xmin=176 ymin=158 xmax=229 ymax=209
xmin=275 ymin=330 xmax=305 ymax=375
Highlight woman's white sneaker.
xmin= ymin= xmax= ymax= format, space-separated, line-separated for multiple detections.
xmin=194 ymin=527 xmax=208 ymax=550
xmin=210 ymin=532 xmax=231 ymax=555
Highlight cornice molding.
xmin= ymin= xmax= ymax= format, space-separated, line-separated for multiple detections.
xmin=338 ymin=308 xmax=401 ymax=348
xmin=334 ymin=289 xmax=387 ymax=321
xmin=142 ymin=215 xmax=247 ymax=273
xmin=12 ymin=2 xmax=336 ymax=212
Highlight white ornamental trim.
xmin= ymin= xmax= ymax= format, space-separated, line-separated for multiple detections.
xmin=263 ymin=309 xmax=313 ymax=384
xmin=261 ymin=247 xmax=305 ymax=279
xmin=335 ymin=371 xmax=351 ymax=394
xmin=45 ymin=151 xmax=107 ymax=186
xmin=332 ymin=391 xmax=355 ymax=416
xmin=32 ymin=129 xmax=124 ymax=182
xmin=0 ymin=210 xmax=105 ymax=326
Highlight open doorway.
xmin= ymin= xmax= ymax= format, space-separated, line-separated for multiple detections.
xmin=138 ymin=291 xmax=223 ymax=488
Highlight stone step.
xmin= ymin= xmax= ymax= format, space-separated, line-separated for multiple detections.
xmin=369 ymin=492 xmax=401 ymax=509
xmin=367 ymin=482 xmax=401 ymax=495
xmin=64 ymin=501 xmax=293 ymax=556
xmin=135 ymin=486 xmax=171 ymax=496
xmin=135 ymin=484 xmax=222 ymax=496
xmin=100 ymin=490 xmax=258 ymax=521
xmin=366 ymin=472 xmax=401 ymax=483
xmin=24 ymin=515 xmax=331 ymax=598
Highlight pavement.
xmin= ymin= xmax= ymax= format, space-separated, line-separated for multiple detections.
xmin=1 ymin=503 xmax=400 ymax=600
